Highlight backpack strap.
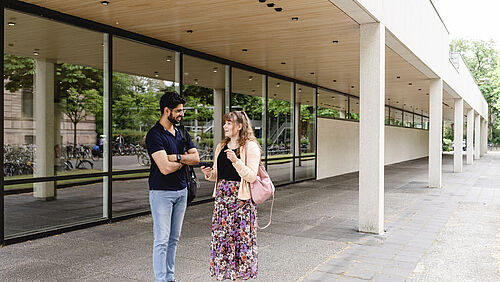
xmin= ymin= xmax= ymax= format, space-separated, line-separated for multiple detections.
xmin=245 ymin=142 xmax=274 ymax=230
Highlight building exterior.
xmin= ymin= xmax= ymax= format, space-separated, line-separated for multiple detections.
xmin=0 ymin=0 xmax=488 ymax=244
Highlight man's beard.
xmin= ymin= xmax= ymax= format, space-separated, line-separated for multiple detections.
xmin=168 ymin=113 xmax=180 ymax=125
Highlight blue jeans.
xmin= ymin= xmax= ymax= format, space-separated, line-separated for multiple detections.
xmin=149 ymin=188 xmax=187 ymax=282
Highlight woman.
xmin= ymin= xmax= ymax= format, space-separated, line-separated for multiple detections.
xmin=201 ymin=111 xmax=261 ymax=281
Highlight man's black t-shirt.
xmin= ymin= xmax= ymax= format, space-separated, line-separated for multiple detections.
xmin=146 ymin=122 xmax=195 ymax=190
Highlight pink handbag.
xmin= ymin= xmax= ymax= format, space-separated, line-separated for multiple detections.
xmin=245 ymin=143 xmax=275 ymax=229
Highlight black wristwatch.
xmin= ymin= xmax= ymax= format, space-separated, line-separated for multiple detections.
xmin=176 ymin=154 xmax=182 ymax=163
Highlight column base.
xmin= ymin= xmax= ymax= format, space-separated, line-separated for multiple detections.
xmin=34 ymin=196 xmax=56 ymax=201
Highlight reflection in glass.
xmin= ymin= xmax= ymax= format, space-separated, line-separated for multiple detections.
xmin=267 ymin=77 xmax=293 ymax=186
xmin=295 ymin=84 xmax=316 ymax=181
xmin=385 ymin=107 xmax=390 ymax=125
xmin=4 ymin=9 xmax=105 ymax=185
xmin=231 ymin=68 xmax=266 ymax=153
xmin=404 ymin=112 xmax=414 ymax=128
xmin=4 ymin=178 xmax=104 ymax=238
xmin=183 ymin=55 xmax=225 ymax=200
xmin=317 ymin=88 xmax=347 ymax=119
xmin=391 ymin=108 xmax=403 ymax=126
xmin=112 ymin=37 xmax=176 ymax=172
xmin=349 ymin=97 xmax=360 ymax=120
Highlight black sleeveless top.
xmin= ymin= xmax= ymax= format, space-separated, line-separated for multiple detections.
xmin=217 ymin=144 xmax=241 ymax=181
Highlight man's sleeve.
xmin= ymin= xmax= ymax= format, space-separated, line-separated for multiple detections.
xmin=146 ymin=131 xmax=164 ymax=155
xmin=185 ymin=131 xmax=196 ymax=150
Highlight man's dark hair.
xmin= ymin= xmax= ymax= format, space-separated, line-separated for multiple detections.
xmin=159 ymin=91 xmax=186 ymax=113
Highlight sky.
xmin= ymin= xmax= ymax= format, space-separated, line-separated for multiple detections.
xmin=433 ymin=0 xmax=500 ymax=50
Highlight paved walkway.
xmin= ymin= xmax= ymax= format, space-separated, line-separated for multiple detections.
xmin=0 ymin=153 xmax=499 ymax=281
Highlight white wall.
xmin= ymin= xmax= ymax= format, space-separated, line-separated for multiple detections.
xmin=317 ymin=117 xmax=429 ymax=179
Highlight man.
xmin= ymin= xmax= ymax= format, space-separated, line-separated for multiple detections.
xmin=146 ymin=91 xmax=199 ymax=282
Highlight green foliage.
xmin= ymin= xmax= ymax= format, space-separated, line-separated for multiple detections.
xmin=318 ymin=107 xmax=340 ymax=118
xmin=443 ymin=138 xmax=452 ymax=152
xmin=113 ymin=129 xmax=146 ymax=144
xmin=452 ymin=38 xmax=500 ymax=140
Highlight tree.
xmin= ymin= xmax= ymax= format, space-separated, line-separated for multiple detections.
xmin=452 ymin=39 xmax=500 ymax=141
xmin=4 ymin=54 xmax=104 ymax=145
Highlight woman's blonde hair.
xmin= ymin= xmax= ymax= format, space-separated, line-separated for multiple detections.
xmin=221 ymin=111 xmax=261 ymax=150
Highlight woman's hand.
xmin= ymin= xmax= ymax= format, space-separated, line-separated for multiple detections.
xmin=201 ymin=166 xmax=213 ymax=178
xmin=225 ymin=149 xmax=238 ymax=163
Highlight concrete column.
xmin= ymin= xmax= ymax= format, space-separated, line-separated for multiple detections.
xmin=33 ymin=58 xmax=56 ymax=200
xmin=102 ymin=33 xmax=110 ymax=218
xmin=474 ymin=113 xmax=480 ymax=159
xmin=428 ymin=78 xmax=443 ymax=188
xmin=359 ymin=22 xmax=385 ymax=234
xmin=466 ymin=109 xmax=474 ymax=165
xmin=453 ymin=98 xmax=463 ymax=172
xmin=225 ymin=65 xmax=231 ymax=114
xmin=480 ymin=118 xmax=487 ymax=156
xmin=174 ymin=52 xmax=181 ymax=93
xmin=213 ymin=89 xmax=225 ymax=151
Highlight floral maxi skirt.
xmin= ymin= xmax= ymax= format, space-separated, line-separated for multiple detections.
xmin=210 ymin=179 xmax=258 ymax=280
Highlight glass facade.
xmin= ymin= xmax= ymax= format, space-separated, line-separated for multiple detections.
xmin=1 ymin=5 xmax=428 ymax=243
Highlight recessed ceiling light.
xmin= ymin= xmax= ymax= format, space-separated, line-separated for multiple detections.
xmin=184 ymin=72 xmax=189 ymax=75
xmin=388 ymin=98 xmax=391 ymax=100
xmin=332 ymin=40 xmax=339 ymax=44
xmin=418 ymin=88 xmax=422 ymax=91
xmin=186 ymin=30 xmax=193 ymax=33
xmin=259 ymin=0 xmax=266 ymax=2
xmin=8 ymin=43 xmax=14 ymax=47
xmin=115 ymin=21 xmax=119 ymax=25
xmin=194 ymin=79 xmax=199 ymax=85
xmin=298 ymin=88 xmax=302 ymax=93
xmin=252 ymin=89 xmax=256 ymax=92
xmin=33 ymin=49 xmax=39 ymax=56
xmin=351 ymin=85 xmax=355 ymax=88
xmin=100 ymin=1 xmax=110 ymax=5
xmin=213 ymin=67 xmax=218 ymax=73
xmin=408 ymin=82 xmax=412 ymax=86
xmin=306 ymin=100 xmax=310 ymax=103
xmin=310 ymin=72 xmax=315 ymax=75
xmin=396 ymin=76 xmax=400 ymax=79
xmin=275 ymin=7 xmax=283 ymax=12
xmin=333 ymin=80 xmax=336 ymax=82
xmin=274 ymin=93 xmax=277 ymax=96
xmin=396 ymin=101 xmax=399 ymax=103
xmin=242 ymin=49 xmax=248 ymax=52
xmin=154 ymin=72 xmax=159 ymax=78
xmin=291 ymin=17 xmax=299 ymax=21
xmin=267 ymin=3 xmax=275 ymax=7
xmin=248 ymin=76 xmax=253 ymax=81
xmin=331 ymin=96 xmax=335 ymax=99
xmin=281 ymin=62 xmax=286 ymax=65
xmin=166 ymin=56 xmax=172 ymax=62
xmin=426 ymin=93 xmax=429 ymax=96
xmin=8 ymin=21 xmax=15 ymax=26
xmin=276 ymin=83 xmax=280 ymax=87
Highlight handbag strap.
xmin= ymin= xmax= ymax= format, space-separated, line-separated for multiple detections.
xmin=245 ymin=141 xmax=274 ymax=230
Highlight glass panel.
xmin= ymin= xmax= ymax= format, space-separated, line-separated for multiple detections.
xmin=231 ymin=68 xmax=265 ymax=152
xmin=267 ymin=77 xmax=293 ymax=186
xmin=183 ymin=55 xmax=225 ymax=201
xmin=414 ymin=114 xmax=423 ymax=129
xmin=295 ymin=84 xmax=316 ymax=181
xmin=4 ymin=9 xmax=106 ymax=181
xmin=112 ymin=173 xmax=149 ymax=215
xmin=112 ymin=37 xmax=176 ymax=172
xmin=348 ymin=97 xmax=360 ymax=120
xmin=404 ymin=112 xmax=414 ymax=128
xmin=4 ymin=178 xmax=104 ymax=238
xmin=423 ymin=116 xmax=429 ymax=129
xmin=385 ymin=107 xmax=390 ymax=125
xmin=317 ymin=88 xmax=347 ymax=119
xmin=391 ymin=108 xmax=403 ymax=126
